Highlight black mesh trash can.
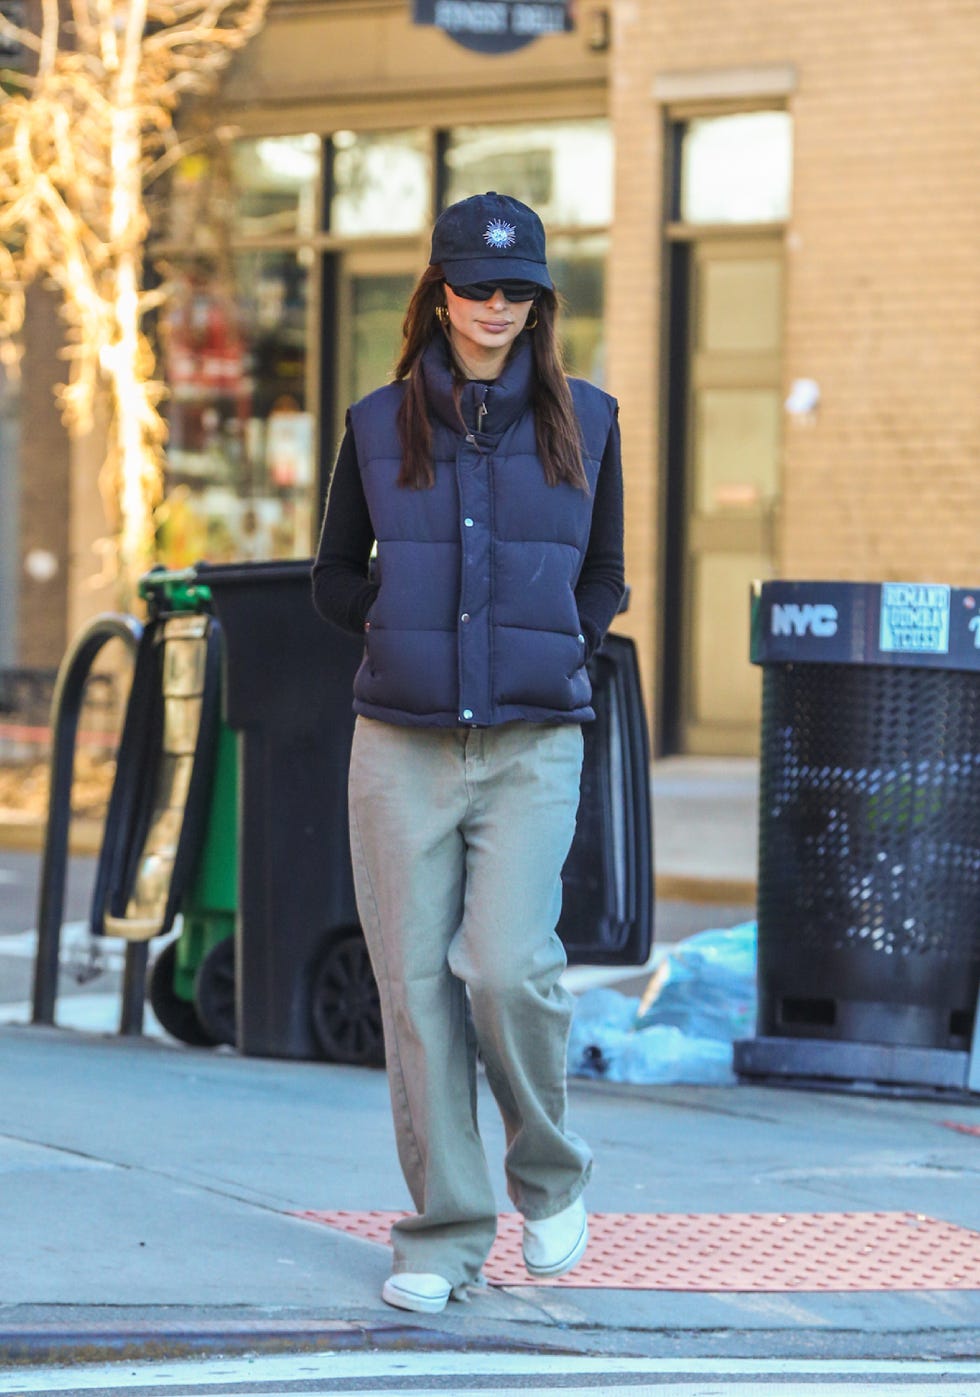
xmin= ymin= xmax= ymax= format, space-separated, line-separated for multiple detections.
xmin=734 ymin=580 xmax=980 ymax=1097
xmin=201 ymin=559 xmax=653 ymax=1062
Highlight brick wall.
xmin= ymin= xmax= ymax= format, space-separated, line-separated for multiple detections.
xmin=607 ymin=0 xmax=980 ymax=740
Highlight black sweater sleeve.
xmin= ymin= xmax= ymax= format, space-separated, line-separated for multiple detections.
xmin=311 ymin=422 xmax=379 ymax=634
xmin=574 ymin=411 xmax=626 ymax=658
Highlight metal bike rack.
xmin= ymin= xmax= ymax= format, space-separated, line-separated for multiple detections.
xmin=32 ymin=613 xmax=144 ymax=1034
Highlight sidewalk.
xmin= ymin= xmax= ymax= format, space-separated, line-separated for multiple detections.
xmin=651 ymin=756 xmax=758 ymax=903
xmin=4 ymin=757 xmax=978 ymax=1365
xmin=1 ymin=1023 xmax=978 ymax=1364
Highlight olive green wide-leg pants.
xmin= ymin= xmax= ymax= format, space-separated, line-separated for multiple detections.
xmin=348 ymin=715 xmax=592 ymax=1288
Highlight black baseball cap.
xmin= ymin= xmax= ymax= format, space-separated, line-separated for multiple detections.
xmin=429 ymin=192 xmax=553 ymax=291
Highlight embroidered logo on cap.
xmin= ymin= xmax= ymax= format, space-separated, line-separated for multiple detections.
xmin=484 ymin=218 xmax=517 ymax=249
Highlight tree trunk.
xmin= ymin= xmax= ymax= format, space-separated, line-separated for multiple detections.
xmin=106 ymin=0 xmax=161 ymax=600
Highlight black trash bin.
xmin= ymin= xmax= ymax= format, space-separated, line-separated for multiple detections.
xmin=734 ymin=579 xmax=980 ymax=1096
xmin=201 ymin=560 xmax=364 ymax=1060
xmin=201 ymin=559 xmax=653 ymax=1062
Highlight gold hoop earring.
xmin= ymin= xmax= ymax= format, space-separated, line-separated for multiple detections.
xmin=525 ymin=306 xmax=539 ymax=331
xmin=435 ymin=305 xmax=449 ymax=325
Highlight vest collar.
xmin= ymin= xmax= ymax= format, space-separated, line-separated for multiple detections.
xmin=420 ymin=333 xmax=534 ymax=440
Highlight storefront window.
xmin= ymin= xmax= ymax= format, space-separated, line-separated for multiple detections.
xmin=680 ymin=111 xmax=792 ymax=224
xmin=157 ymin=250 xmax=313 ymax=567
xmin=331 ymin=130 xmax=431 ymax=235
xmin=156 ymin=119 xmax=612 ymax=564
xmin=165 ymin=151 xmax=229 ymax=253
xmin=444 ymin=120 xmax=613 ymax=227
xmin=230 ymin=134 xmax=320 ymax=238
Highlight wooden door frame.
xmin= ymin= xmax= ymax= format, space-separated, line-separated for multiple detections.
xmin=317 ymin=241 xmax=423 ymax=512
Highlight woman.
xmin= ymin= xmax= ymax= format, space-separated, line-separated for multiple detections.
xmin=312 ymin=191 xmax=625 ymax=1315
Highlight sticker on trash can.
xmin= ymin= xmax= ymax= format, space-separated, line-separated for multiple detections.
xmin=879 ymin=583 xmax=950 ymax=654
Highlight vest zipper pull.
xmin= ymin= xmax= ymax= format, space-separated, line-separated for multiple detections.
xmin=476 ymin=401 xmax=487 ymax=432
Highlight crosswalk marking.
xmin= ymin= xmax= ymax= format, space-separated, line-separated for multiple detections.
xmin=0 ymin=923 xmax=107 ymax=959
xmin=162 ymin=1386 xmax=980 ymax=1397
xmin=188 ymin=1386 xmax=980 ymax=1397
xmin=4 ymin=1352 xmax=980 ymax=1395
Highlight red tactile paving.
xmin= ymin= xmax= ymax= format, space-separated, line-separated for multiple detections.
xmin=942 ymin=1120 xmax=980 ymax=1138
xmin=296 ymin=1208 xmax=980 ymax=1291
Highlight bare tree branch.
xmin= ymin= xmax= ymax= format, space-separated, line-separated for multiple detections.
xmin=0 ymin=0 xmax=269 ymax=592
xmin=68 ymin=0 xmax=100 ymax=56
xmin=0 ymin=13 xmax=42 ymax=51
xmin=39 ymin=0 xmax=61 ymax=74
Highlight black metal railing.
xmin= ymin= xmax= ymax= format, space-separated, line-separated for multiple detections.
xmin=32 ymin=613 xmax=145 ymax=1033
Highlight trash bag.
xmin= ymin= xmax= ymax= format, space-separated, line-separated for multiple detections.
xmin=568 ymin=922 xmax=757 ymax=1086
xmin=567 ymin=987 xmax=637 ymax=1080
xmin=635 ymin=923 xmax=757 ymax=1040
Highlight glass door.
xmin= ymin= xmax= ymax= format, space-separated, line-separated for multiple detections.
xmin=334 ymin=249 xmax=419 ymax=420
xmin=680 ymin=234 xmax=784 ymax=754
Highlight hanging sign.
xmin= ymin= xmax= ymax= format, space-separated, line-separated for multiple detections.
xmin=413 ymin=1 xmax=573 ymax=54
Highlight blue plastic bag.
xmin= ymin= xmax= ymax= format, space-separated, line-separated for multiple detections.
xmin=568 ymin=923 xmax=757 ymax=1086
xmin=567 ymin=987 xmax=637 ymax=1079
xmin=635 ymin=923 xmax=757 ymax=1040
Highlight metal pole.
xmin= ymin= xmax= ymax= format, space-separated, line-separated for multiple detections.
xmin=32 ymin=614 xmax=142 ymax=1025
xmin=119 ymin=941 xmax=150 ymax=1036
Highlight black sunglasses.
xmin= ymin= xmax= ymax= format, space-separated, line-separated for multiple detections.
xmin=448 ymin=279 xmax=542 ymax=303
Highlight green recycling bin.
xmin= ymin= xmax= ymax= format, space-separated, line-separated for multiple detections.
xmin=149 ymin=714 xmax=239 ymax=1046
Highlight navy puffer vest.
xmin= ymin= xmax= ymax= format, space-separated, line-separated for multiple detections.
xmin=348 ymin=334 xmax=616 ymax=728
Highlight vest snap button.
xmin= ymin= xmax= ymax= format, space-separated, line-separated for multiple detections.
xmin=462 ymin=709 xmax=473 ymax=720
xmin=464 ymin=517 xmax=474 ymax=527
xmin=461 ymin=613 xmax=470 ymax=623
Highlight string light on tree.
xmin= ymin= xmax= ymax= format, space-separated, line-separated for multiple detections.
xmin=0 ymin=0 xmax=269 ymax=598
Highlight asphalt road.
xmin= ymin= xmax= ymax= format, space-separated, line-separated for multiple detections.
xmin=0 ymin=849 xmax=98 ymax=937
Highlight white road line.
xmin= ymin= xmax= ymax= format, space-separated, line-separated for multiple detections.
xmin=0 ymin=922 xmax=175 ymax=1037
xmin=4 ymin=1353 xmax=980 ymax=1394
xmin=0 ymin=992 xmax=168 ymax=1037
xmin=0 ymin=922 xmax=126 ymax=963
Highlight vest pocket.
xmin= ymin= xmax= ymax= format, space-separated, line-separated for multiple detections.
xmin=494 ymin=626 xmax=590 ymax=711
xmin=355 ymin=629 xmax=458 ymax=717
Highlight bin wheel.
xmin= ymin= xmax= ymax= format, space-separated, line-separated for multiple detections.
xmin=147 ymin=940 xmax=217 ymax=1047
xmin=194 ymin=936 xmax=236 ymax=1047
xmin=310 ymin=930 xmax=385 ymax=1067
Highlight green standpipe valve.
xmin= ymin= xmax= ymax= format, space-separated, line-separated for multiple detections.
xmin=138 ymin=565 xmax=213 ymax=616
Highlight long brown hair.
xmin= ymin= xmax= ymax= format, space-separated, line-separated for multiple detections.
xmin=393 ymin=265 xmax=589 ymax=491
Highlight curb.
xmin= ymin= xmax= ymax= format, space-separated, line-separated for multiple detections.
xmin=654 ymin=874 xmax=756 ymax=906
xmin=0 ymin=818 xmax=103 ymax=857
xmin=0 ymin=1318 xmax=552 ymax=1366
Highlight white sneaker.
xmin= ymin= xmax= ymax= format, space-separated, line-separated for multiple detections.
xmin=522 ymin=1197 xmax=588 ymax=1278
xmin=381 ymin=1272 xmax=453 ymax=1314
